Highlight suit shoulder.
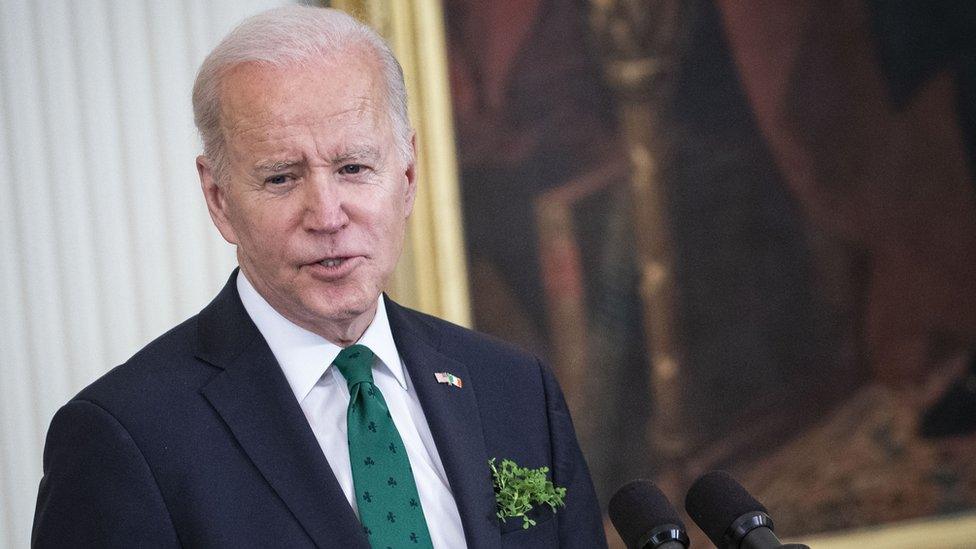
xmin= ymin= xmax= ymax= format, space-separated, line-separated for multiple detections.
xmin=389 ymin=302 xmax=542 ymax=378
xmin=74 ymin=314 xmax=212 ymax=406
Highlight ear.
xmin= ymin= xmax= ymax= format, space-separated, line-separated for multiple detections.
xmin=197 ymin=155 xmax=239 ymax=245
xmin=402 ymin=132 xmax=418 ymax=217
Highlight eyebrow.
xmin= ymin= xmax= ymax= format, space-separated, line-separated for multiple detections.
xmin=252 ymin=146 xmax=382 ymax=173
xmin=329 ymin=146 xmax=380 ymax=165
xmin=253 ymin=159 xmax=303 ymax=173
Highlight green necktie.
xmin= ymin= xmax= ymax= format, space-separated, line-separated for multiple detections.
xmin=333 ymin=344 xmax=434 ymax=549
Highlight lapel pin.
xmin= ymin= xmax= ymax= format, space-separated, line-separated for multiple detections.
xmin=434 ymin=372 xmax=463 ymax=388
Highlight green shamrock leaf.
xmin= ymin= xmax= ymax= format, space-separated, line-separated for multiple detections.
xmin=489 ymin=458 xmax=567 ymax=530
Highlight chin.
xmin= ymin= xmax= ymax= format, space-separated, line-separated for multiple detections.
xmin=304 ymin=284 xmax=379 ymax=323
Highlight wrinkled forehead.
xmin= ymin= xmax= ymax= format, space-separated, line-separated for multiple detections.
xmin=216 ymin=51 xmax=388 ymax=136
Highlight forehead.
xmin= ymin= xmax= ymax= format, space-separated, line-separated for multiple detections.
xmin=217 ymin=54 xmax=388 ymax=144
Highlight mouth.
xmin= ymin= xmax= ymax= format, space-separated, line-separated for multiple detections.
xmin=318 ymin=258 xmax=346 ymax=268
xmin=305 ymin=255 xmax=363 ymax=280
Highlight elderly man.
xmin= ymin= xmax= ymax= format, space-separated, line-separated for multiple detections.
xmin=32 ymin=6 xmax=605 ymax=548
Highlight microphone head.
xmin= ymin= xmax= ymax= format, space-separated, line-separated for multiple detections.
xmin=609 ymin=480 xmax=687 ymax=549
xmin=684 ymin=471 xmax=769 ymax=548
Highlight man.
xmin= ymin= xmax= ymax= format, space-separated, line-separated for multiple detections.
xmin=32 ymin=6 xmax=605 ymax=548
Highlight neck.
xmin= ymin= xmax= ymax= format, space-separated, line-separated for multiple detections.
xmin=318 ymin=307 xmax=375 ymax=347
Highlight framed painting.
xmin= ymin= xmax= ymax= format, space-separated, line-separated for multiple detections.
xmin=339 ymin=0 xmax=976 ymax=546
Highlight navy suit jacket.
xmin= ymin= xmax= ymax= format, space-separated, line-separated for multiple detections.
xmin=33 ymin=272 xmax=606 ymax=548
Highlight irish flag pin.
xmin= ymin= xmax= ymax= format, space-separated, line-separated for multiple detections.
xmin=434 ymin=372 xmax=463 ymax=388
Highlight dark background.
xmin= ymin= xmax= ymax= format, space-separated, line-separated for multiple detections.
xmin=444 ymin=0 xmax=976 ymax=539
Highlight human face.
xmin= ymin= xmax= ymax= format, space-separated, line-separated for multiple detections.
xmin=198 ymin=54 xmax=416 ymax=344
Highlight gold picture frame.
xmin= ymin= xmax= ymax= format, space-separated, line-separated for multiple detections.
xmin=330 ymin=0 xmax=471 ymax=328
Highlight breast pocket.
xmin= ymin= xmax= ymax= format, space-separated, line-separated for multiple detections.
xmin=499 ymin=506 xmax=558 ymax=547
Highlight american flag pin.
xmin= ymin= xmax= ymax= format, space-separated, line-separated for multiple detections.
xmin=434 ymin=372 xmax=463 ymax=388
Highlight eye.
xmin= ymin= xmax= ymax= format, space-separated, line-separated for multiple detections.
xmin=340 ymin=164 xmax=364 ymax=175
xmin=265 ymin=174 xmax=292 ymax=185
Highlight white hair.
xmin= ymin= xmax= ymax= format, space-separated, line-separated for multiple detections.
xmin=192 ymin=5 xmax=412 ymax=181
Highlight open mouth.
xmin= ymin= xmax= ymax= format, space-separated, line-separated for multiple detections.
xmin=306 ymin=255 xmax=362 ymax=280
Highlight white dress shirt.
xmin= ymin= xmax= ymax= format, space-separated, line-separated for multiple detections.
xmin=237 ymin=272 xmax=466 ymax=548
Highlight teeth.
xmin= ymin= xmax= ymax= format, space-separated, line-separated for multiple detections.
xmin=321 ymin=258 xmax=342 ymax=267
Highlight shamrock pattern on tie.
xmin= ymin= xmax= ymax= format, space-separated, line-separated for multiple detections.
xmin=333 ymin=344 xmax=433 ymax=549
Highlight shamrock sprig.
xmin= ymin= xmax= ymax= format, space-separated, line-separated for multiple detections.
xmin=489 ymin=458 xmax=567 ymax=530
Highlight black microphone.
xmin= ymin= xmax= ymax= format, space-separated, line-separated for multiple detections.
xmin=684 ymin=471 xmax=809 ymax=549
xmin=609 ymin=480 xmax=690 ymax=549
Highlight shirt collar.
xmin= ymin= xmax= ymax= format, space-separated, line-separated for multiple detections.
xmin=236 ymin=270 xmax=407 ymax=402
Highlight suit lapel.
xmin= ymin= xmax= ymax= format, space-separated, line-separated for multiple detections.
xmin=195 ymin=272 xmax=369 ymax=549
xmin=387 ymin=298 xmax=501 ymax=549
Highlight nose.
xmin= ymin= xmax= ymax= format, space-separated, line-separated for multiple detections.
xmin=302 ymin=176 xmax=349 ymax=233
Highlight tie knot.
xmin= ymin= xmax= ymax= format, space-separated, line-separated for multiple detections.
xmin=333 ymin=344 xmax=375 ymax=388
